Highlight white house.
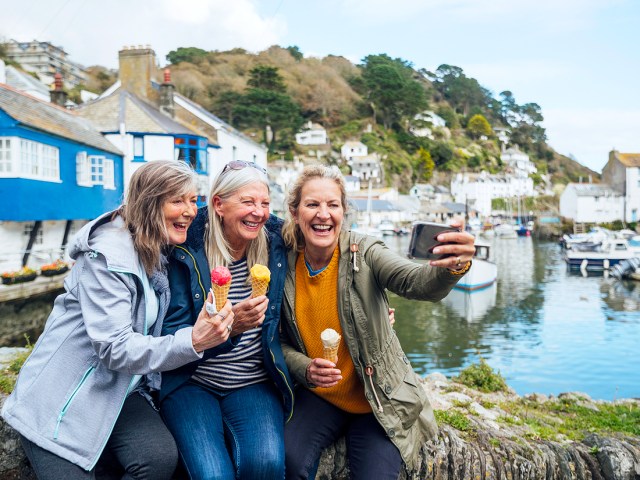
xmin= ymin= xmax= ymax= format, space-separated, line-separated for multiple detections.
xmin=349 ymin=155 xmax=382 ymax=183
xmin=0 ymin=59 xmax=50 ymax=101
xmin=559 ymin=183 xmax=624 ymax=223
xmin=295 ymin=121 xmax=328 ymax=145
xmin=410 ymin=111 xmax=447 ymax=138
xmin=341 ymin=140 xmax=367 ymax=160
xmin=500 ymin=146 xmax=537 ymax=177
xmin=450 ymin=171 xmax=535 ymax=217
xmin=344 ymin=175 xmax=361 ymax=192
xmin=602 ymin=150 xmax=640 ymax=223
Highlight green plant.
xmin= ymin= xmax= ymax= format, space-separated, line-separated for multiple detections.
xmin=434 ymin=409 xmax=474 ymax=432
xmin=456 ymin=358 xmax=507 ymax=393
xmin=0 ymin=336 xmax=33 ymax=394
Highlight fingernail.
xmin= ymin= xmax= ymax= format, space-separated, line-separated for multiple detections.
xmin=433 ymin=248 xmax=441 ymax=254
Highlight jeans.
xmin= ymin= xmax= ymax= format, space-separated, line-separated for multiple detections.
xmin=20 ymin=392 xmax=178 ymax=480
xmin=284 ymin=388 xmax=402 ymax=480
xmin=161 ymin=381 xmax=285 ymax=480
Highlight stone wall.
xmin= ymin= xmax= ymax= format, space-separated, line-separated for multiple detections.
xmin=1 ymin=373 xmax=639 ymax=479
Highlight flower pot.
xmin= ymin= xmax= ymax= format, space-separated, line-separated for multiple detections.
xmin=41 ymin=266 xmax=69 ymax=277
xmin=1 ymin=273 xmax=37 ymax=285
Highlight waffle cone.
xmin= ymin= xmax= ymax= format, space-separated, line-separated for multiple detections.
xmin=251 ymin=278 xmax=269 ymax=298
xmin=322 ymin=344 xmax=339 ymax=363
xmin=212 ymin=283 xmax=231 ymax=311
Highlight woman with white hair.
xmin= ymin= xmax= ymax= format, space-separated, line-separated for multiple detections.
xmin=160 ymin=160 xmax=294 ymax=479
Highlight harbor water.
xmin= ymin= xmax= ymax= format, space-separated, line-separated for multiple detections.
xmin=385 ymin=234 xmax=640 ymax=401
xmin=1 ymin=234 xmax=638 ymax=401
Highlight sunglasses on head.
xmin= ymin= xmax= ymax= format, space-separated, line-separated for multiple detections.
xmin=221 ymin=160 xmax=268 ymax=175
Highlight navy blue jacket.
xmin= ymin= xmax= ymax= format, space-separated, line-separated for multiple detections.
xmin=159 ymin=207 xmax=294 ymax=421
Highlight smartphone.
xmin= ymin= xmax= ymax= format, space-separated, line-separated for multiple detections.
xmin=407 ymin=222 xmax=460 ymax=260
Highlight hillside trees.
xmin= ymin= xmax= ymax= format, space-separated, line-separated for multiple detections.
xmin=429 ymin=65 xmax=491 ymax=118
xmin=467 ymin=114 xmax=492 ymax=139
xmin=233 ymin=65 xmax=302 ymax=152
xmin=166 ymin=47 xmax=208 ymax=65
xmin=359 ymin=54 xmax=428 ymax=129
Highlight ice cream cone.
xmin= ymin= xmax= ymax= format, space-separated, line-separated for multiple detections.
xmin=212 ymin=282 xmax=231 ymax=311
xmin=250 ymin=264 xmax=271 ymax=298
xmin=320 ymin=328 xmax=341 ymax=363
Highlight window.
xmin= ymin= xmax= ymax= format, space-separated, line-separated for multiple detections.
xmin=0 ymin=138 xmax=11 ymax=174
xmin=133 ymin=136 xmax=144 ymax=161
xmin=175 ymin=136 xmax=208 ymax=174
xmin=16 ymin=139 xmax=60 ymax=181
xmin=76 ymin=152 xmax=91 ymax=186
xmin=76 ymin=152 xmax=115 ymax=188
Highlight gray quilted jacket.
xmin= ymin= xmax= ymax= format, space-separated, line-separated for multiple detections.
xmin=1 ymin=211 xmax=200 ymax=471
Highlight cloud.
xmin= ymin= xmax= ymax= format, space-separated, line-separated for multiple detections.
xmin=544 ymin=107 xmax=640 ymax=171
xmin=1 ymin=0 xmax=286 ymax=67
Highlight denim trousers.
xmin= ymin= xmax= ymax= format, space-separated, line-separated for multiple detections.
xmin=20 ymin=392 xmax=178 ymax=480
xmin=161 ymin=380 xmax=285 ymax=480
xmin=284 ymin=388 xmax=402 ymax=480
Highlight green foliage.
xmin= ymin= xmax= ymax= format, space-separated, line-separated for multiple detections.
xmin=428 ymin=65 xmax=491 ymax=118
xmin=414 ymin=147 xmax=435 ymax=182
xmin=436 ymin=105 xmax=459 ymax=129
xmin=286 ymin=46 xmax=303 ymax=61
xmin=434 ymin=409 xmax=475 ymax=432
xmin=360 ymin=54 xmax=428 ymax=129
xmin=467 ymin=114 xmax=492 ymax=139
xmin=430 ymin=141 xmax=454 ymax=168
xmin=213 ymin=91 xmax=244 ymax=125
xmin=247 ymin=65 xmax=286 ymax=93
xmin=456 ymin=358 xmax=507 ymax=393
xmin=0 ymin=336 xmax=33 ymax=394
xmin=166 ymin=47 xmax=208 ymax=65
xmin=506 ymin=397 xmax=640 ymax=441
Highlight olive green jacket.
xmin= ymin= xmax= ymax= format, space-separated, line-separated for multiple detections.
xmin=280 ymin=230 xmax=462 ymax=470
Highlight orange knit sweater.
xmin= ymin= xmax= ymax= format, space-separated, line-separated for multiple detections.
xmin=295 ymin=248 xmax=371 ymax=413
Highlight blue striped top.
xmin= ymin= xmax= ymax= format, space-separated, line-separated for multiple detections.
xmin=191 ymin=259 xmax=267 ymax=390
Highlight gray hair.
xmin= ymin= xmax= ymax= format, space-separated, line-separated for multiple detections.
xmin=205 ymin=165 xmax=270 ymax=268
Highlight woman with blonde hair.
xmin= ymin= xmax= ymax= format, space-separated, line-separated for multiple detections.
xmin=2 ymin=160 xmax=234 ymax=479
xmin=280 ymin=164 xmax=476 ymax=479
xmin=161 ymin=160 xmax=294 ymax=479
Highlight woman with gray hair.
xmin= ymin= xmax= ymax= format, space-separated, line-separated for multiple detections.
xmin=2 ymin=160 xmax=235 ymax=479
xmin=160 ymin=160 xmax=294 ymax=479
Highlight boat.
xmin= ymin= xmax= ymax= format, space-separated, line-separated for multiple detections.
xmin=564 ymin=238 xmax=639 ymax=272
xmin=494 ymin=223 xmax=517 ymax=239
xmin=610 ymin=257 xmax=640 ymax=280
xmin=378 ymin=221 xmax=397 ymax=236
xmin=452 ymin=243 xmax=498 ymax=291
xmin=515 ymin=223 xmax=531 ymax=237
xmin=442 ymin=282 xmax=497 ymax=322
xmin=560 ymin=227 xmax=612 ymax=250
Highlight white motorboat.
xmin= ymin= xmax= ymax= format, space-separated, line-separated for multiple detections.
xmin=564 ymin=238 xmax=639 ymax=272
xmin=453 ymin=243 xmax=498 ymax=291
xmin=494 ymin=223 xmax=517 ymax=239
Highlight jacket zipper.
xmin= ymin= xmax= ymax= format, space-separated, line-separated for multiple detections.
xmin=268 ymin=348 xmax=295 ymax=422
xmin=175 ymin=245 xmax=206 ymax=299
xmin=53 ymin=365 xmax=96 ymax=439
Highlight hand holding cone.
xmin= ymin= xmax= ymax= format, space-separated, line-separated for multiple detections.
xmin=249 ymin=264 xmax=270 ymax=298
xmin=210 ymin=266 xmax=232 ymax=312
xmin=320 ymin=328 xmax=341 ymax=363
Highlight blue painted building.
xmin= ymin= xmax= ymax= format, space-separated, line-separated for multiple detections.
xmin=0 ymin=83 xmax=123 ymax=270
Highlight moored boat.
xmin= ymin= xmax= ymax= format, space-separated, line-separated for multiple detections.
xmin=453 ymin=243 xmax=497 ymax=291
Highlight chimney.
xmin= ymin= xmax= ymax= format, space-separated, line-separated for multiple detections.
xmin=50 ymin=72 xmax=68 ymax=107
xmin=159 ymin=68 xmax=175 ymax=118
xmin=118 ymin=45 xmax=157 ymax=100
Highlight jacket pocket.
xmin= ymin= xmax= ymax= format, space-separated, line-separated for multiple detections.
xmin=383 ymin=369 xmax=424 ymax=430
xmin=53 ymin=364 xmax=96 ymax=440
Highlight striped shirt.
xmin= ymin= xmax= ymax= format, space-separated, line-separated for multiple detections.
xmin=191 ymin=259 xmax=268 ymax=390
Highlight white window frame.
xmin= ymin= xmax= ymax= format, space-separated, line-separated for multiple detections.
xmin=18 ymin=138 xmax=60 ymax=182
xmin=103 ymin=159 xmax=115 ymax=189
xmin=76 ymin=151 xmax=92 ymax=186
xmin=0 ymin=137 xmax=14 ymax=176
xmin=90 ymin=155 xmax=104 ymax=185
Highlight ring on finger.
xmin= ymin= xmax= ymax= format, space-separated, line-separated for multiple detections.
xmin=217 ymin=312 xmax=227 ymax=321
xmin=456 ymin=256 xmax=462 ymax=267
xmin=226 ymin=324 xmax=232 ymax=333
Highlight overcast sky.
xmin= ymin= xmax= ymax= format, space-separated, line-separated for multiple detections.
xmin=2 ymin=0 xmax=639 ymax=172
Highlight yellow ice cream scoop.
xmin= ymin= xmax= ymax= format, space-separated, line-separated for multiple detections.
xmin=250 ymin=264 xmax=270 ymax=298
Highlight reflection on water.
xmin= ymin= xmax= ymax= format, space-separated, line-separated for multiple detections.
xmin=387 ymin=235 xmax=640 ymax=401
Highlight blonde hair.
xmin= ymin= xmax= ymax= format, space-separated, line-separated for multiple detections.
xmin=119 ymin=160 xmax=198 ymax=275
xmin=282 ymin=165 xmax=348 ymax=252
xmin=205 ymin=165 xmax=270 ymax=269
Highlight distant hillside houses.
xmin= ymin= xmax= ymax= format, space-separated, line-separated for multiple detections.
xmin=295 ymin=121 xmax=328 ymax=145
xmin=5 ymin=39 xmax=87 ymax=88
xmin=410 ymin=110 xmax=447 ymax=139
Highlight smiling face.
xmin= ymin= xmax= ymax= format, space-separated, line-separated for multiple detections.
xmin=213 ymin=181 xmax=270 ymax=257
xmin=162 ymin=192 xmax=198 ymax=245
xmin=293 ymin=178 xmax=344 ymax=257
